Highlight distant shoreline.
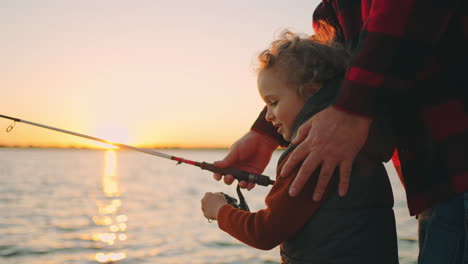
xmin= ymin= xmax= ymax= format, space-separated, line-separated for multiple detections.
xmin=0 ymin=145 xmax=231 ymax=150
xmin=0 ymin=145 xmax=287 ymax=152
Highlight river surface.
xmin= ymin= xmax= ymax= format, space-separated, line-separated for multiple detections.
xmin=0 ymin=148 xmax=418 ymax=263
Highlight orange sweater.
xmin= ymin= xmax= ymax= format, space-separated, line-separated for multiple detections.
xmin=217 ymin=156 xmax=324 ymax=250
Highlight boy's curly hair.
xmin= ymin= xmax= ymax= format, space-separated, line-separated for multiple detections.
xmin=257 ymin=30 xmax=349 ymax=98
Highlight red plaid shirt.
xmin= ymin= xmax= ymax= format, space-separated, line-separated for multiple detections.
xmin=252 ymin=0 xmax=468 ymax=215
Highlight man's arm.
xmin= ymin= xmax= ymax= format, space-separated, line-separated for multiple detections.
xmin=282 ymin=0 xmax=458 ymax=199
xmin=334 ymin=0 xmax=456 ymax=116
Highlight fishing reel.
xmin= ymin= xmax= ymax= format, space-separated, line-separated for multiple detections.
xmin=220 ymin=184 xmax=250 ymax=211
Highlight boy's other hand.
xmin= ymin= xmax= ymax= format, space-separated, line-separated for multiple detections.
xmin=201 ymin=192 xmax=228 ymax=220
xmin=213 ymin=130 xmax=278 ymax=190
xmin=280 ymin=106 xmax=372 ymax=201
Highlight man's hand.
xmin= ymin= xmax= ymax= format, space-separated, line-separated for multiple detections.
xmin=213 ymin=130 xmax=279 ymax=190
xmin=280 ymin=106 xmax=372 ymax=201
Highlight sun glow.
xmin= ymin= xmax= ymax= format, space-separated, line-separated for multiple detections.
xmin=93 ymin=123 xmax=132 ymax=148
xmin=95 ymin=124 xmax=130 ymax=144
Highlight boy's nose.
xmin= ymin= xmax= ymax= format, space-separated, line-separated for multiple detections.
xmin=265 ymin=108 xmax=274 ymax=122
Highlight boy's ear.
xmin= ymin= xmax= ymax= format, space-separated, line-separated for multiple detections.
xmin=302 ymin=81 xmax=322 ymax=98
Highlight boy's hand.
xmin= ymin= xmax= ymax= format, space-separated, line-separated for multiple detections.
xmin=281 ymin=106 xmax=372 ymax=201
xmin=201 ymin=192 xmax=228 ymax=220
xmin=213 ymin=130 xmax=278 ymax=190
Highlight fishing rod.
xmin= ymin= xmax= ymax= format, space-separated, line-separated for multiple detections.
xmin=0 ymin=114 xmax=275 ymax=187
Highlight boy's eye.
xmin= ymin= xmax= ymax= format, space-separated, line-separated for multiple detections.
xmin=268 ymin=101 xmax=278 ymax=106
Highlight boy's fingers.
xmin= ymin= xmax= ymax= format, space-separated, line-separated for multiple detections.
xmin=213 ymin=151 xmax=237 ymax=183
xmin=213 ymin=173 xmax=222 ymax=181
xmin=246 ymin=182 xmax=256 ymax=191
xmin=223 ymin=174 xmax=235 ymax=185
xmin=289 ymin=152 xmax=321 ymax=196
xmin=238 ymin=180 xmax=248 ymax=189
xmin=214 ymin=158 xmax=230 ymax=169
xmin=238 ymin=181 xmax=255 ymax=190
xmin=312 ymin=160 xmax=337 ymax=201
xmin=214 ymin=146 xmax=239 ymax=168
xmin=338 ymin=160 xmax=352 ymax=197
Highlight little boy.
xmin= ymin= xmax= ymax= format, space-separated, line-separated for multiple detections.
xmin=201 ymin=31 xmax=399 ymax=264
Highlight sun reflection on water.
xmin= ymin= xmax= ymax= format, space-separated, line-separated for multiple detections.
xmin=93 ymin=150 xmax=127 ymax=263
xmin=95 ymin=252 xmax=127 ymax=263
xmin=103 ymin=150 xmax=119 ymax=197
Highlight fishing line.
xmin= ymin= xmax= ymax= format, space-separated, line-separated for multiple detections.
xmin=0 ymin=114 xmax=274 ymax=210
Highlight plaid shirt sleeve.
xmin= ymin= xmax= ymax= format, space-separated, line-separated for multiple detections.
xmin=332 ymin=0 xmax=457 ymax=117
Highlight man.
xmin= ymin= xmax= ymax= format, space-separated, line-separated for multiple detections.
xmin=214 ymin=1 xmax=468 ymax=263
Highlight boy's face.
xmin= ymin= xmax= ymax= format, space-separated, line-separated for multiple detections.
xmin=258 ymin=69 xmax=306 ymax=141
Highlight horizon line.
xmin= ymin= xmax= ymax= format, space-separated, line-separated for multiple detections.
xmin=0 ymin=144 xmax=231 ymax=150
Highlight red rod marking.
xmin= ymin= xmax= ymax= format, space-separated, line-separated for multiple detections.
xmin=171 ymin=156 xmax=197 ymax=165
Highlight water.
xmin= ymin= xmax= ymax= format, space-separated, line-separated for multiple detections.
xmin=0 ymin=148 xmax=418 ymax=264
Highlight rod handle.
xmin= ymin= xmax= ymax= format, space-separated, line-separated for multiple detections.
xmin=200 ymin=162 xmax=275 ymax=186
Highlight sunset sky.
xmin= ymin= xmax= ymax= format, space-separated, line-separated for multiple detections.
xmin=1 ymin=0 xmax=320 ymax=148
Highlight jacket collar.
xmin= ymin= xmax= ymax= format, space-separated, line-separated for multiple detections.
xmin=290 ymin=77 xmax=343 ymax=141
